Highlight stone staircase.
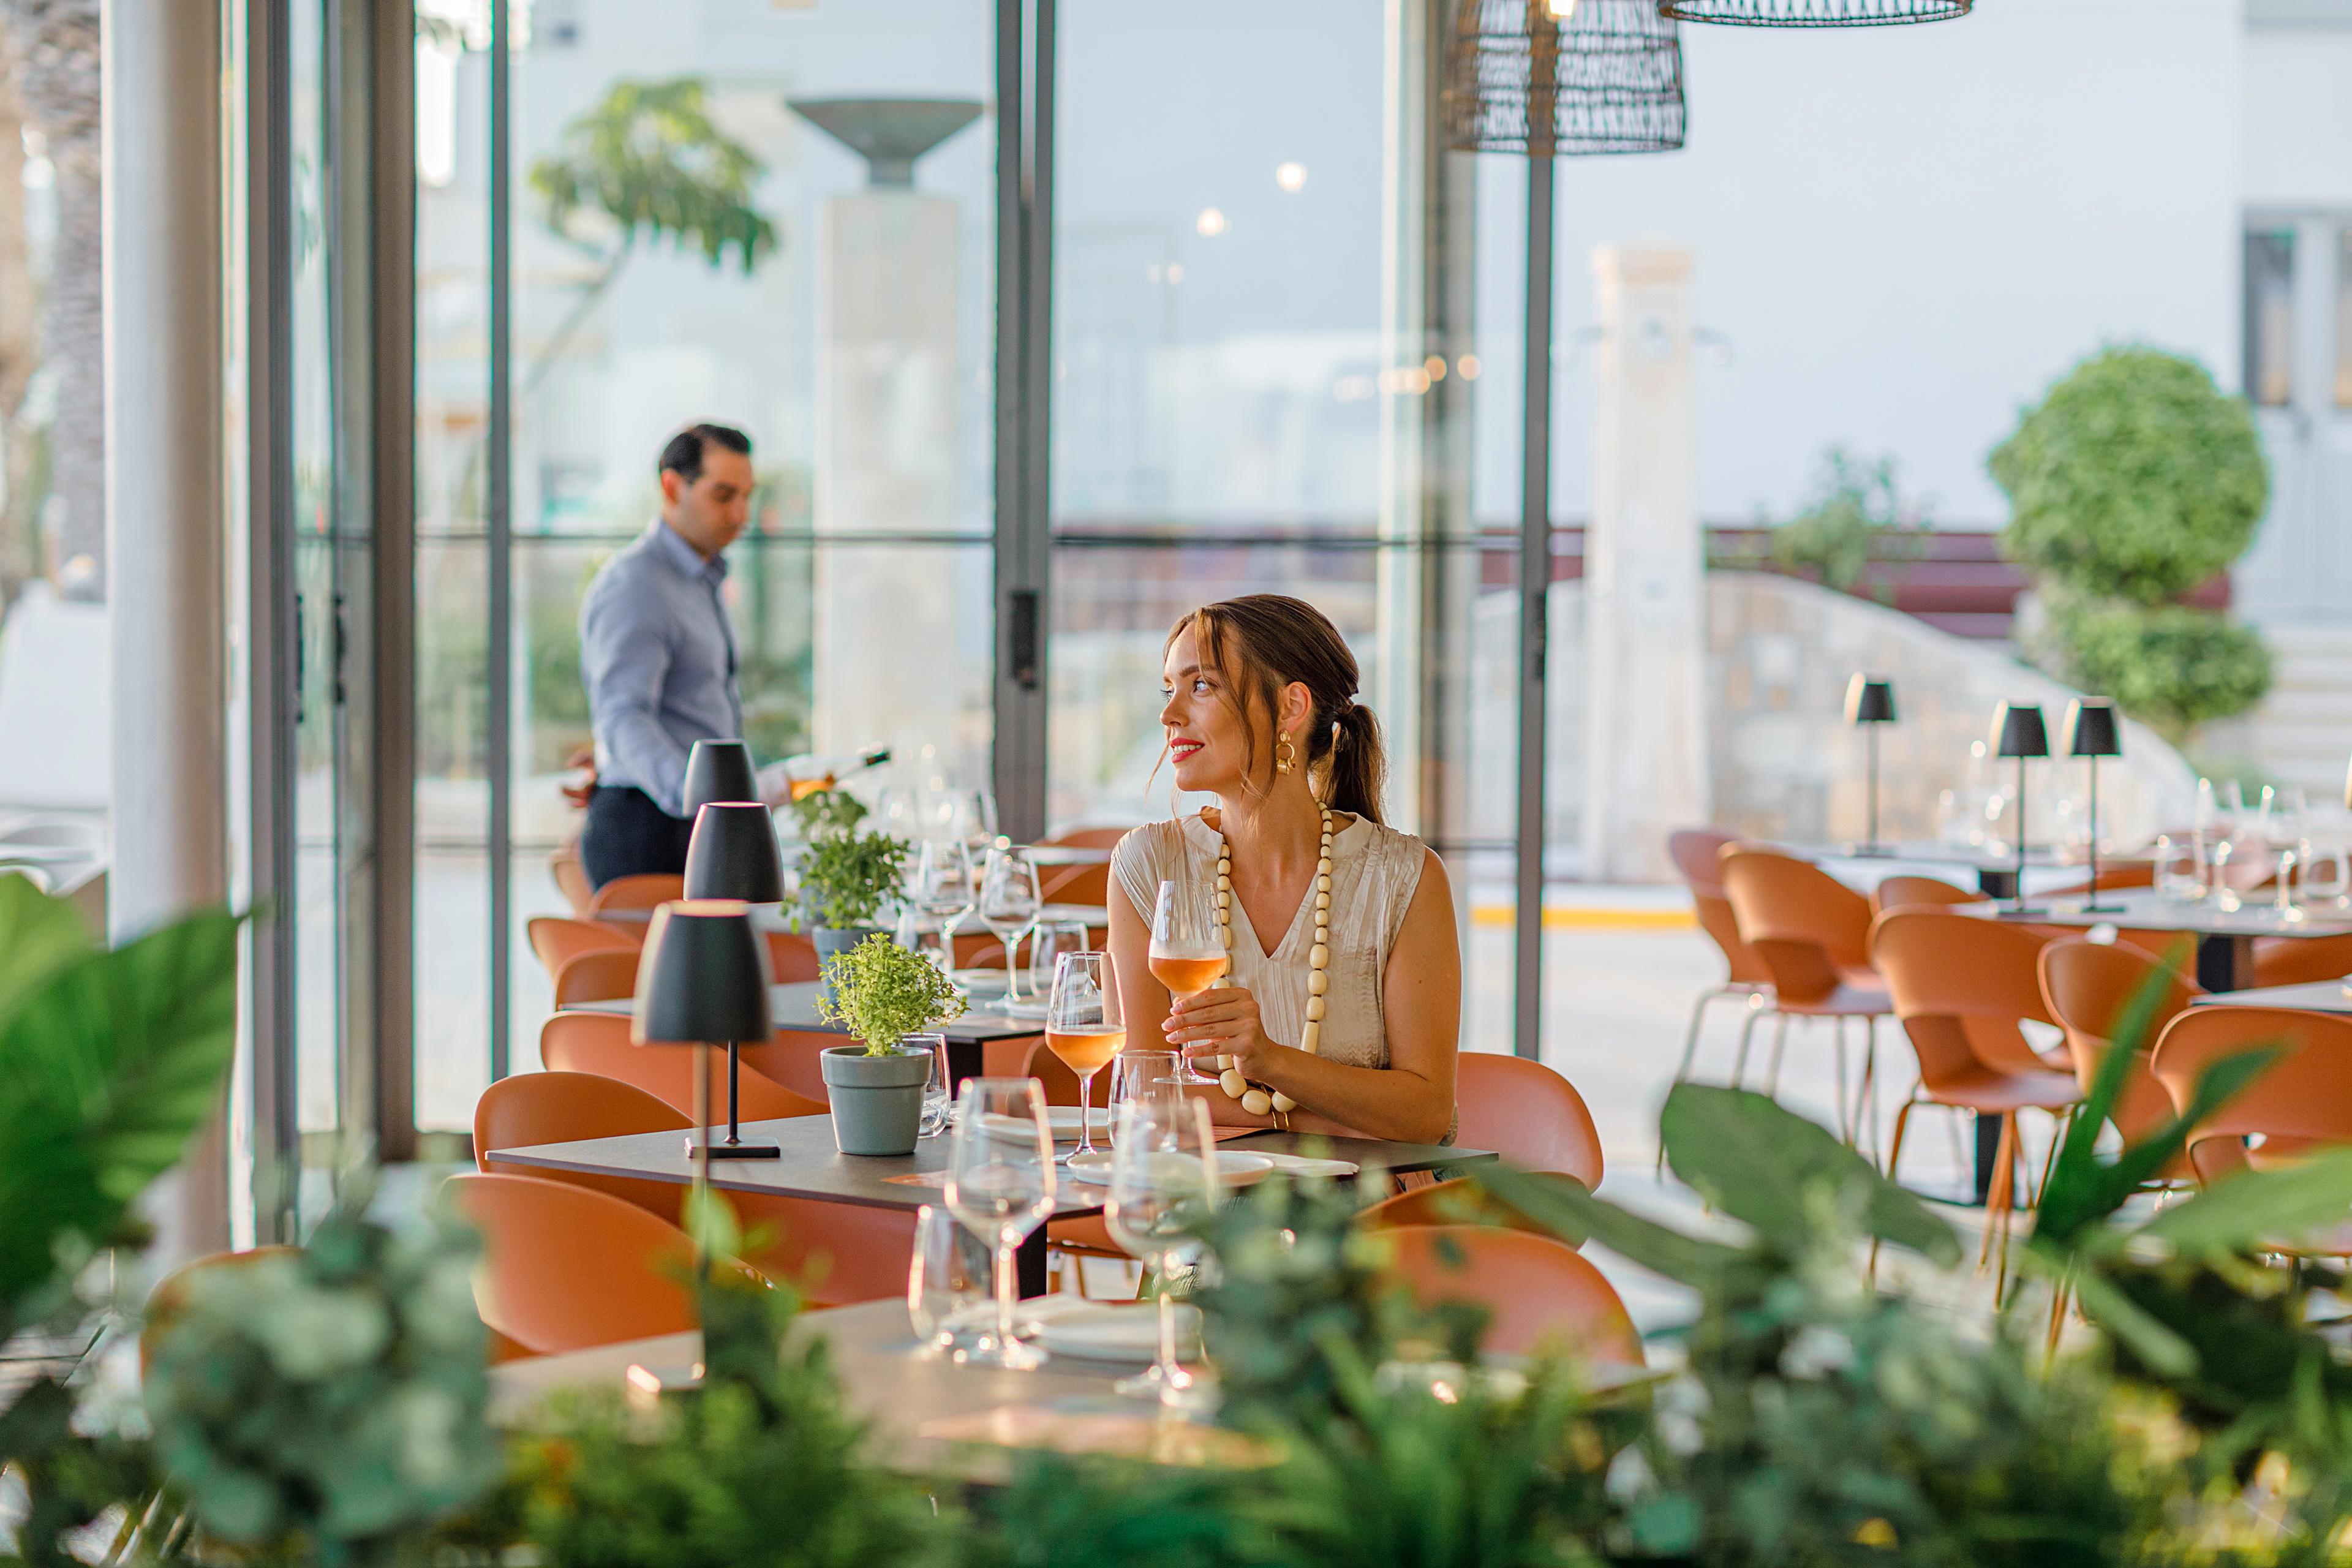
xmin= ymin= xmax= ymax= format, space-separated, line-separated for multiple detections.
xmin=2244 ymin=623 xmax=2352 ymax=801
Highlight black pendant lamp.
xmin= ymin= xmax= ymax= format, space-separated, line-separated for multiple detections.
xmin=1445 ymin=0 xmax=1682 ymax=1066
xmin=636 ymin=895 xmax=780 ymax=1161
xmin=684 ymin=802 xmax=785 ymax=906
xmin=1991 ymin=701 xmax=2049 ymax=914
xmin=1660 ymin=0 xmax=1969 ymax=25
xmin=683 ymin=738 xmax=760 ymax=817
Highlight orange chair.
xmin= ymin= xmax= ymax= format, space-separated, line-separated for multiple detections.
xmin=2253 ymin=933 xmax=2352 ymax=989
xmin=1360 ymin=1172 xmax=1592 ymax=1235
xmin=1870 ymin=875 xmax=1988 ymax=918
xmin=540 ymin=1011 xmax=827 ymax=1122
xmin=475 ymin=1071 xmax=695 ymax=1223
xmin=1033 ymin=826 xmax=1128 ymax=907
xmin=529 ymin=914 xmax=640 ymax=981
xmin=1663 ymin=829 xmax=1775 ymax=1097
xmin=766 ymin=931 xmax=823 ymax=984
xmin=1717 ymin=846 xmax=1891 ymax=1140
xmin=552 ymin=948 xmax=641 ymax=1008
xmin=142 ymin=1246 xmax=304 ymax=1371
xmin=1870 ymin=910 xmax=2080 ymax=1287
xmin=445 ymin=1171 xmax=718 ymax=1354
xmin=587 ymin=873 xmax=684 ymax=916
xmin=551 ymin=839 xmax=595 ymax=917
xmin=738 ymin=1030 xmax=841 ymax=1105
xmin=2150 ymin=1006 xmax=2352 ymax=1188
xmin=2037 ymin=939 xmax=2201 ymax=1178
xmin=1455 ymin=1052 xmax=1603 ymax=1191
xmin=1381 ymin=1225 xmax=1643 ymax=1365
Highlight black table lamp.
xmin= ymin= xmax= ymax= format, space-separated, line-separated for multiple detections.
xmin=682 ymin=738 xmax=760 ymax=817
xmin=1845 ymin=674 xmax=1898 ymax=856
xmin=1991 ymin=701 xmax=2050 ymax=913
xmin=684 ymin=801 xmax=785 ymax=906
xmin=633 ymin=898 xmax=777 ymax=1160
xmin=2060 ymin=698 xmax=2122 ymax=914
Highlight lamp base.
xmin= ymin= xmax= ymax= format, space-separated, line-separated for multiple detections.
xmin=2069 ymin=902 xmax=2125 ymax=916
xmin=684 ymin=1136 xmax=782 ymax=1161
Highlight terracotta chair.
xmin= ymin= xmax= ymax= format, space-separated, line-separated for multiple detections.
xmin=587 ymin=873 xmax=685 ymax=916
xmin=766 ymin=930 xmax=823 ymax=984
xmin=142 ymin=1246 xmax=303 ymax=1371
xmin=1359 ymin=1172 xmax=1593 ymax=1238
xmin=552 ymin=948 xmax=640 ymax=1008
xmin=540 ymin=1011 xmax=826 ymax=1122
xmin=1869 ymin=875 xmax=1988 ymax=918
xmin=1717 ymin=846 xmax=1891 ymax=1141
xmin=2037 ymin=939 xmax=2202 ymax=1180
xmin=529 ymin=914 xmax=639 ymax=982
xmin=444 ymin=1171 xmax=720 ymax=1354
xmin=1033 ymin=826 xmax=1128 ymax=907
xmin=1455 ymin=1052 xmax=1603 ymax=1190
xmin=475 ymin=1071 xmax=694 ymax=1223
xmin=738 ymin=1030 xmax=842 ymax=1104
xmin=551 ymin=837 xmax=594 ymax=916
xmin=1381 ymin=1225 xmax=1644 ymax=1365
xmin=1869 ymin=910 xmax=2080 ymax=1288
xmin=2150 ymin=1005 xmax=2352 ymax=1189
xmin=2252 ymin=933 xmax=2352 ymax=989
xmin=1662 ymin=829 xmax=1776 ymax=1099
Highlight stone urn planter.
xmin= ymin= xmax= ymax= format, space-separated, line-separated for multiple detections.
xmin=820 ymin=1044 xmax=933 ymax=1156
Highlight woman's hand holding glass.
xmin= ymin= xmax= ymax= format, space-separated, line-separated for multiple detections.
xmin=1163 ymin=984 xmax=1273 ymax=1082
xmin=943 ymin=1077 xmax=1057 ymax=1370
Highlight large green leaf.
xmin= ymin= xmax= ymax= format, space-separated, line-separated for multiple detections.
xmin=0 ymin=873 xmax=94 ymax=1030
xmin=1660 ymin=1084 xmax=1961 ymax=1268
xmin=0 ymin=908 xmax=241 ymax=1314
xmin=1476 ymin=1164 xmax=1757 ymax=1289
xmin=2037 ymin=1044 xmax=2278 ymax=1249
xmin=2139 ymin=1148 xmax=2352 ymax=1257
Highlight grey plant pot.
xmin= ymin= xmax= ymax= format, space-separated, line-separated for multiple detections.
xmin=820 ymin=1045 xmax=933 ymax=1156
xmin=812 ymin=924 xmax=883 ymax=1005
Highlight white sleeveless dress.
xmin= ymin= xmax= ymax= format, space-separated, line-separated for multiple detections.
xmin=1110 ymin=813 xmax=1428 ymax=1069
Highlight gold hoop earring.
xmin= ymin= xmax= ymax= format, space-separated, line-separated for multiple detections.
xmin=1275 ymin=734 xmax=1297 ymax=775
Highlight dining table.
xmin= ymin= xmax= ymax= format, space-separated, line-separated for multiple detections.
xmin=2188 ymin=978 xmax=2352 ymax=1014
xmin=1780 ymin=839 xmax=2150 ymax=902
xmin=485 ymin=1110 xmax=1492 ymax=1298
xmin=1997 ymin=888 xmax=2352 ymax=992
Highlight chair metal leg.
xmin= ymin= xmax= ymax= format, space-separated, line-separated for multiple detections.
xmin=1659 ymin=987 xmax=1730 ymax=1174
xmin=1979 ymin=1112 xmax=2018 ymax=1274
xmin=1765 ymin=1010 xmax=1794 ymax=1096
xmin=1867 ymin=1096 xmax=1922 ymax=1287
xmin=2030 ymin=1109 xmax=2068 ymax=1208
xmin=1831 ymin=1017 xmax=1853 ymax=1145
xmin=1860 ymin=1019 xmax=1883 ymax=1167
xmin=1732 ymin=1006 xmax=1779 ymax=1091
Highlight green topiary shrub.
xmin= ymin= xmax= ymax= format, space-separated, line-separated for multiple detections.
xmin=1991 ymin=346 xmax=2267 ymax=606
xmin=2045 ymin=598 xmax=2274 ymax=748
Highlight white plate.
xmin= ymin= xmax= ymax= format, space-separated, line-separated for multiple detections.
xmin=1254 ymin=1152 xmax=1360 ymax=1179
xmin=964 ymin=1106 xmax=1114 ymax=1143
xmin=1025 ymin=1298 xmax=1201 ymax=1365
xmin=1063 ymin=1148 xmax=1275 ymax=1186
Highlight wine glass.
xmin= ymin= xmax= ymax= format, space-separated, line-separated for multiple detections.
xmin=1104 ymin=1098 xmax=1220 ymax=1411
xmin=2152 ymin=834 xmax=2203 ymax=905
xmin=943 ymin=1078 xmax=1058 ymax=1370
xmin=947 ymin=790 xmax=999 ymax=871
xmin=2266 ymin=785 xmax=2309 ymax=921
xmin=1029 ymin=919 xmax=1093 ymax=1006
xmin=1110 ymin=1049 xmax=1186 ymax=1146
xmin=912 ymin=838 xmax=976 ymax=966
xmin=979 ymin=845 xmax=1042 ymax=1008
xmin=909 ymin=1034 xmax=953 ymax=1138
xmin=907 ymin=1204 xmax=991 ymax=1359
xmin=1045 ymin=951 xmax=1125 ymax=1164
xmin=1148 ymin=876 xmax=1225 ymax=1085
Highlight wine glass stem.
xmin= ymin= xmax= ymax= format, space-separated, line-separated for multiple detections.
xmin=995 ymin=1237 xmax=1020 ymax=1350
xmin=1156 ymin=1283 xmax=1180 ymax=1385
xmin=1074 ymin=1071 xmax=1098 ymax=1156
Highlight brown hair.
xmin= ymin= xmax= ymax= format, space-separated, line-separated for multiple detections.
xmin=1164 ymin=595 xmax=1387 ymax=826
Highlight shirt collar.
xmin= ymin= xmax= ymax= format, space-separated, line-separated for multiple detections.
xmin=647 ymin=519 xmax=728 ymax=584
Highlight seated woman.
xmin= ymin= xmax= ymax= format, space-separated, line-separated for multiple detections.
xmin=1106 ymin=594 xmax=1462 ymax=1145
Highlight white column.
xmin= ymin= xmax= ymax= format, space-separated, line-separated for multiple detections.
xmin=1373 ymin=0 xmax=1428 ymax=832
xmin=105 ymin=0 xmax=230 ymax=1259
xmin=1581 ymin=245 xmax=1709 ymax=883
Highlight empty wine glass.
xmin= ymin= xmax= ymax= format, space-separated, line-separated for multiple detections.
xmin=1045 ymin=951 xmax=1125 ymax=1163
xmin=910 ymin=1034 xmax=953 ymax=1138
xmin=911 ymin=838 xmax=976 ymax=971
xmin=1110 ymin=1049 xmax=1186 ymax=1145
xmin=979 ymin=845 xmax=1042 ymax=1008
xmin=907 ymin=1204 xmax=992 ymax=1359
xmin=1104 ymin=1097 xmax=1220 ymax=1411
xmin=943 ymin=1078 xmax=1058 ymax=1370
xmin=1148 ymin=875 xmax=1225 ymax=1085
xmin=1029 ymin=919 xmax=1093 ymax=1005
xmin=2267 ymin=786 xmax=2310 ymax=922
xmin=2153 ymin=834 xmax=2203 ymax=904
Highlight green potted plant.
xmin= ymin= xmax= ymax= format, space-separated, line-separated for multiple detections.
xmin=813 ymin=932 xmax=965 ymax=1156
xmin=793 ymin=789 xmax=911 ymax=1003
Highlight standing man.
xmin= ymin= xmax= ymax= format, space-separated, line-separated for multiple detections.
xmin=577 ymin=422 xmax=755 ymax=887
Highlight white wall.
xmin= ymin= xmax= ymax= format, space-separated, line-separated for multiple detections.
xmin=1472 ymin=0 xmax=2246 ymax=530
xmin=2243 ymin=28 xmax=2352 ymax=208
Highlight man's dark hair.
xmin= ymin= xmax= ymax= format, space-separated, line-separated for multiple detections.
xmin=657 ymin=422 xmax=752 ymax=484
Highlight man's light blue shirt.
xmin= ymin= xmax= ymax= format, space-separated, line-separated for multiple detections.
xmin=579 ymin=520 xmax=744 ymax=818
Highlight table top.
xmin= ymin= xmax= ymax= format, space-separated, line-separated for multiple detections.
xmin=1023 ymin=845 xmax=1114 ymax=867
xmin=2191 ymin=979 xmax=2352 ymax=1013
xmin=486 ymin=1112 xmax=1491 ymax=1216
xmin=1781 ymin=839 xmax=2152 ymax=872
xmin=567 ymin=981 xmax=1049 ymax=1042
xmin=1996 ymin=888 xmax=2352 ymax=940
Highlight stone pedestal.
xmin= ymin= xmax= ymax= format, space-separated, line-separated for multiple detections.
xmin=1581 ymin=246 xmax=1709 ymax=883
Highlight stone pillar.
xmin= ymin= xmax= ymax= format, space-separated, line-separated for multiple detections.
xmin=1581 ymin=245 xmax=1708 ymax=883
xmin=809 ymin=192 xmax=965 ymax=763
xmin=104 ymin=0 xmax=230 ymax=1259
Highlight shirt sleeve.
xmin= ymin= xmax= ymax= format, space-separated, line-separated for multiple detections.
xmin=581 ymin=573 xmax=692 ymax=817
xmin=1110 ymin=823 xmax=1167 ymax=924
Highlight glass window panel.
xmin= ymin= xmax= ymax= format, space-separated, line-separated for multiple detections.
xmin=2245 ymin=226 xmax=2295 ymax=408
xmin=2336 ymin=227 xmax=2352 ymax=410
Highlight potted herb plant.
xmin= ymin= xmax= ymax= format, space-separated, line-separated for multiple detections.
xmin=814 ymin=932 xmax=967 ymax=1155
xmin=794 ymin=788 xmax=912 ymax=1003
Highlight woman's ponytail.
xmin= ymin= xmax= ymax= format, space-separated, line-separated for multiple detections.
xmin=1325 ymin=701 xmax=1387 ymax=826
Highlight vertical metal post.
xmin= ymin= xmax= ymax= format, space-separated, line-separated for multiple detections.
xmin=486 ymin=0 xmax=512 ymax=1082
xmin=1512 ymin=12 xmax=1557 ymax=1062
xmin=993 ymin=0 xmax=1054 ymax=843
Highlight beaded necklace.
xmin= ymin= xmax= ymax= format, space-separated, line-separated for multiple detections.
xmin=1208 ymin=804 xmax=1333 ymax=1118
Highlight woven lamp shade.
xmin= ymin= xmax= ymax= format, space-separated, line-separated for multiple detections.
xmin=1660 ymin=0 xmax=1969 ymax=23
xmin=1443 ymin=0 xmax=1685 ymax=157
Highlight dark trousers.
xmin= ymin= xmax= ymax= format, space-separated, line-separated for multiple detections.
xmin=581 ymin=785 xmax=693 ymax=888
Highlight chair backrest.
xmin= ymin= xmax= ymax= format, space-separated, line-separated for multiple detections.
xmin=552 ymin=948 xmax=641 ymax=1008
xmin=587 ymin=873 xmax=684 ymax=914
xmin=1382 ymin=1225 xmax=1643 ymax=1365
xmin=529 ymin=915 xmax=640 ymax=982
xmin=1718 ymin=847 xmax=1874 ymax=1004
xmin=1359 ymin=1174 xmax=1591 ymax=1240
xmin=540 ymin=1010 xmax=827 ymax=1122
xmin=2038 ymin=938 xmax=2201 ymax=1102
xmin=1667 ymin=828 xmax=1771 ymax=988
xmin=443 ymin=1172 xmax=704 ymax=1354
xmin=1453 ymin=1053 xmax=1603 ymax=1189
xmin=1869 ymin=875 xmax=1985 ymax=918
xmin=2253 ymin=931 xmax=2352 ymax=990
xmin=1035 ymin=826 xmax=1128 ymax=906
xmin=142 ymin=1246 xmax=303 ymax=1371
xmin=1869 ymin=909 xmax=2058 ymax=1088
xmin=551 ymin=839 xmax=594 ymax=916
xmin=765 ymin=930 xmax=823 ymax=984
xmin=2150 ymin=1006 xmax=2352 ymax=1181
xmin=474 ymin=1071 xmax=693 ymax=1223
